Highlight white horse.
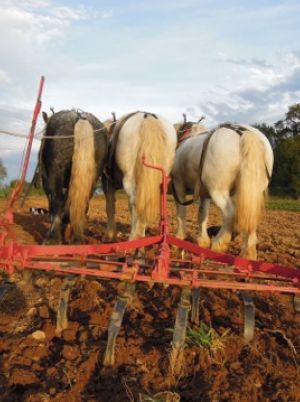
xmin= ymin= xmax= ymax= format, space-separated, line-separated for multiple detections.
xmin=171 ymin=122 xmax=274 ymax=260
xmin=103 ymin=111 xmax=177 ymax=240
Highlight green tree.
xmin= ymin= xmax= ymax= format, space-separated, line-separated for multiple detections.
xmin=255 ymin=103 xmax=300 ymax=198
xmin=253 ymin=123 xmax=277 ymax=148
xmin=0 ymin=159 xmax=7 ymax=186
xmin=271 ymin=103 xmax=300 ymax=198
xmin=271 ymin=135 xmax=300 ymax=198
xmin=275 ymin=103 xmax=300 ymax=140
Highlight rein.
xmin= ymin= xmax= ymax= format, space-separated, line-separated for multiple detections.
xmin=176 ymin=128 xmax=192 ymax=149
xmin=171 ymin=181 xmax=194 ymax=206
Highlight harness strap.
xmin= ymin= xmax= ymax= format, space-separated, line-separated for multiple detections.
xmin=143 ymin=112 xmax=158 ymax=119
xmin=176 ymin=128 xmax=192 ymax=149
xmin=171 ymin=181 xmax=194 ymax=206
xmin=106 ymin=112 xmax=139 ymax=177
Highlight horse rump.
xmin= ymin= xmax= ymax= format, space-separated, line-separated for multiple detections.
xmin=40 ymin=109 xmax=108 ymax=244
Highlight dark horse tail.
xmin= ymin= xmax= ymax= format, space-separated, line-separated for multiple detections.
xmin=67 ymin=119 xmax=96 ymax=242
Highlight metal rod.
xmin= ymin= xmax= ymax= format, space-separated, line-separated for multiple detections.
xmin=6 ymin=76 xmax=45 ymax=214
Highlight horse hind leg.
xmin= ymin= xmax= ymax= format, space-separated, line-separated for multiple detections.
xmin=44 ymin=214 xmax=63 ymax=244
xmin=240 ymin=231 xmax=257 ymax=260
xmin=103 ymin=175 xmax=117 ymax=242
xmin=197 ymin=198 xmax=211 ymax=248
xmin=174 ymin=181 xmax=187 ymax=239
xmin=210 ymin=192 xmax=234 ymax=253
xmin=122 ymin=174 xmax=138 ymax=240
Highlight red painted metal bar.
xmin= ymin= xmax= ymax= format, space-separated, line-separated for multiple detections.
xmin=1 ymin=249 xmax=299 ymax=293
xmin=5 ymin=76 xmax=45 ymax=215
xmin=167 ymin=235 xmax=300 ymax=282
xmin=141 ymin=157 xmax=171 ymax=281
xmin=142 ymin=156 xmax=169 ymax=236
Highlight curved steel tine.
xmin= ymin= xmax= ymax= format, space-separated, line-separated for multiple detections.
xmin=191 ymin=288 xmax=201 ymax=325
xmin=241 ymin=291 xmax=255 ymax=342
xmin=56 ymin=275 xmax=75 ymax=334
xmin=170 ymin=287 xmax=191 ymax=375
xmin=293 ymin=295 xmax=300 ymax=313
xmin=103 ymin=282 xmax=136 ymax=366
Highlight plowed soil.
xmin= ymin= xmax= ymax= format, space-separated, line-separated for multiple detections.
xmin=0 ymin=194 xmax=300 ymax=402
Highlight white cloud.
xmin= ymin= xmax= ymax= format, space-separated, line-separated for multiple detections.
xmin=1 ymin=0 xmax=50 ymax=8
xmin=192 ymin=51 xmax=300 ymax=125
xmin=51 ymin=6 xmax=90 ymax=21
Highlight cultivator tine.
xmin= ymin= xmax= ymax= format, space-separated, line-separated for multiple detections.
xmin=191 ymin=288 xmax=201 ymax=324
xmin=241 ymin=292 xmax=255 ymax=342
xmin=56 ymin=275 xmax=75 ymax=334
xmin=294 ymin=295 xmax=300 ymax=313
xmin=103 ymin=281 xmax=136 ymax=366
xmin=170 ymin=287 xmax=191 ymax=375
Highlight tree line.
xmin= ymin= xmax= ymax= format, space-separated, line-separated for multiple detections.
xmin=0 ymin=103 xmax=299 ymax=199
xmin=254 ymin=103 xmax=300 ymax=199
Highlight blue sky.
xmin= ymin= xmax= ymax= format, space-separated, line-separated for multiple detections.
xmin=0 ymin=0 xmax=300 ymax=182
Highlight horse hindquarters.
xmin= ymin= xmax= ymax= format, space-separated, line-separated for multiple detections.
xmin=67 ymin=119 xmax=96 ymax=243
xmin=235 ymin=131 xmax=270 ymax=259
xmin=134 ymin=117 xmax=176 ymax=237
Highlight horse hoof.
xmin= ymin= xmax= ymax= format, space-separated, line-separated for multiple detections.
xmin=103 ymin=233 xmax=116 ymax=243
xmin=240 ymin=250 xmax=257 ymax=261
xmin=211 ymin=239 xmax=228 ymax=254
xmin=175 ymin=232 xmax=185 ymax=240
xmin=43 ymin=237 xmax=61 ymax=245
xmin=197 ymin=237 xmax=211 ymax=249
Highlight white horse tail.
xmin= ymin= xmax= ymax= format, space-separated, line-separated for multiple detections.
xmin=135 ymin=116 xmax=167 ymax=224
xmin=235 ymin=129 xmax=268 ymax=236
xmin=68 ymin=119 xmax=96 ymax=240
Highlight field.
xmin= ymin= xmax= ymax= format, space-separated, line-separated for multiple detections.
xmin=0 ymin=194 xmax=300 ymax=402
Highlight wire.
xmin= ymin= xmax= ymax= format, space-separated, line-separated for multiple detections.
xmin=0 ymin=120 xmax=115 ymax=141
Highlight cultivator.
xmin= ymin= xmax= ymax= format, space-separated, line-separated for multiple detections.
xmin=1 ymin=77 xmax=300 ymax=371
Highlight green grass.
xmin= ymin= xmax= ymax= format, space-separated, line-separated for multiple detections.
xmin=185 ymin=322 xmax=230 ymax=351
xmin=267 ymin=197 xmax=300 ymax=212
xmin=168 ymin=322 xmax=229 ymax=352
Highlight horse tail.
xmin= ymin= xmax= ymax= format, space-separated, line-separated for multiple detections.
xmin=68 ymin=119 xmax=96 ymax=240
xmin=235 ymin=130 xmax=269 ymax=236
xmin=135 ymin=116 xmax=167 ymax=224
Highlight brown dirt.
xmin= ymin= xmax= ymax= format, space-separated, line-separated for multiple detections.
xmin=0 ymin=194 xmax=300 ymax=402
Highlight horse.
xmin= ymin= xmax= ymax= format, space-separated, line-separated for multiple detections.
xmin=38 ymin=109 xmax=108 ymax=244
xmin=171 ymin=122 xmax=274 ymax=260
xmin=103 ymin=111 xmax=177 ymax=240
xmin=174 ymin=114 xmax=207 ymax=141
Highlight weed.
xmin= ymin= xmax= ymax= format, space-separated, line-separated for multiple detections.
xmin=185 ymin=322 xmax=230 ymax=351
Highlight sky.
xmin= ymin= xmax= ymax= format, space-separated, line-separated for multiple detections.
xmin=0 ymin=0 xmax=300 ymax=182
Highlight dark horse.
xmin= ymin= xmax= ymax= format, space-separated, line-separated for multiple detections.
xmin=39 ymin=109 xmax=108 ymax=244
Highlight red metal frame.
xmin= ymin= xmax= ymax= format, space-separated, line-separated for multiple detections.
xmin=0 ymin=76 xmax=300 ymax=296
